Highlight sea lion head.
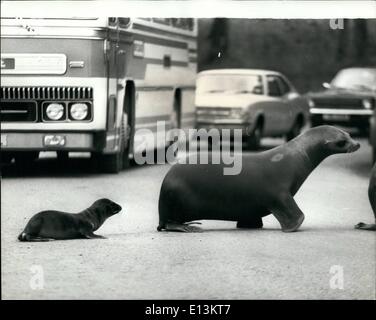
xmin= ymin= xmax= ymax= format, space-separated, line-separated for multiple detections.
xmin=92 ymin=198 xmax=122 ymax=217
xmin=317 ymin=125 xmax=360 ymax=154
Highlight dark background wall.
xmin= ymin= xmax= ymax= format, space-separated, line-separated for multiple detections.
xmin=198 ymin=19 xmax=376 ymax=93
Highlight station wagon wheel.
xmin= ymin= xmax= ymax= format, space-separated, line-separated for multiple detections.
xmin=246 ymin=123 xmax=262 ymax=150
xmin=286 ymin=117 xmax=303 ymax=141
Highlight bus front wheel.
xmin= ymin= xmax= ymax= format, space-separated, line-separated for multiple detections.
xmin=94 ymin=113 xmax=130 ymax=173
xmin=97 ymin=152 xmax=123 ymax=173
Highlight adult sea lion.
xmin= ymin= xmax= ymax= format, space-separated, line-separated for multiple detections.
xmin=157 ymin=125 xmax=360 ymax=232
xmin=18 ymin=198 xmax=122 ymax=241
xmin=355 ymin=163 xmax=376 ymax=231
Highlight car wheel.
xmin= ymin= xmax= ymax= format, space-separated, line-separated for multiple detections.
xmin=286 ymin=118 xmax=303 ymax=141
xmin=246 ymin=123 xmax=262 ymax=150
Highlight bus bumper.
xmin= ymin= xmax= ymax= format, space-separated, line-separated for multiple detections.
xmin=0 ymin=131 xmax=106 ymax=152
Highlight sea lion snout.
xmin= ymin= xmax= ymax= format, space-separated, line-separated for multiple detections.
xmin=320 ymin=126 xmax=360 ymax=154
xmin=94 ymin=198 xmax=122 ymax=215
xmin=347 ymin=140 xmax=360 ymax=153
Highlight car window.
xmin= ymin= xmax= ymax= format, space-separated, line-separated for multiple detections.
xmin=276 ymin=76 xmax=291 ymax=95
xmin=197 ymin=74 xmax=264 ymax=95
xmin=267 ymin=76 xmax=282 ymax=97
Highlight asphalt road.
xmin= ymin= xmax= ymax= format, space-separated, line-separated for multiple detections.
xmin=1 ymin=137 xmax=375 ymax=299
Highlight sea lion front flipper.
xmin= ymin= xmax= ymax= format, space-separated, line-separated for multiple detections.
xmin=160 ymin=222 xmax=203 ymax=233
xmin=82 ymin=232 xmax=106 ymax=239
xmin=272 ymin=195 xmax=305 ymax=232
xmin=18 ymin=233 xmax=55 ymax=242
xmin=354 ymin=222 xmax=376 ymax=231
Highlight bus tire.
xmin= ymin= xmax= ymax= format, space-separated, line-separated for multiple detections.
xmin=121 ymin=114 xmax=131 ymax=169
xmin=100 ymin=152 xmax=123 ymax=174
xmin=165 ymin=90 xmax=182 ymax=157
xmin=95 ymin=112 xmax=128 ymax=173
xmin=14 ymin=151 xmax=39 ymax=171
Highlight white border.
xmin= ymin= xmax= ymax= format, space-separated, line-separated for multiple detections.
xmin=1 ymin=1 xmax=375 ymax=19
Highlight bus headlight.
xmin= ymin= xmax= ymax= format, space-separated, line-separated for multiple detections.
xmin=70 ymin=103 xmax=88 ymax=120
xmin=46 ymin=103 xmax=65 ymax=120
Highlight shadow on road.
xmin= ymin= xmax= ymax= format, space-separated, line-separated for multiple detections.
xmin=1 ymin=139 xmax=283 ymax=179
xmin=347 ymin=158 xmax=373 ymax=179
xmin=1 ymin=156 xmax=164 ymax=178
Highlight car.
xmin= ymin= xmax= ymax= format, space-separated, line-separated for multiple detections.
xmin=308 ymin=67 xmax=376 ymax=134
xmin=194 ymin=69 xmax=310 ymax=149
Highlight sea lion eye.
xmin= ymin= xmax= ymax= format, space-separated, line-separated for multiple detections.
xmin=336 ymin=140 xmax=347 ymax=147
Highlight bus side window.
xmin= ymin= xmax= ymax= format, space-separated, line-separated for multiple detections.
xmin=119 ymin=18 xmax=130 ymax=28
xmin=163 ymin=55 xmax=171 ymax=68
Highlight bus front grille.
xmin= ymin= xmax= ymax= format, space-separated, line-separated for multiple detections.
xmin=0 ymin=86 xmax=93 ymax=100
xmin=0 ymin=101 xmax=37 ymax=122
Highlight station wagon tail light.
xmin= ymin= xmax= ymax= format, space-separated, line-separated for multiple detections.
xmin=70 ymin=103 xmax=89 ymax=120
xmin=362 ymin=99 xmax=372 ymax=109
xmin=46 ymin=103 xmax=65 ymax=120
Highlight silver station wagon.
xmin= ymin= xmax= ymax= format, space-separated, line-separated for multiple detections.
xmin=195 ymin=69 xmax=310 ymax=149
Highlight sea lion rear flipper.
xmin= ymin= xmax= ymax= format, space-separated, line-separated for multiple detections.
xmin=159 ymin=222 xmax=203 ymax=233
xmin=354 ymin=222 xmax=376 ymax=231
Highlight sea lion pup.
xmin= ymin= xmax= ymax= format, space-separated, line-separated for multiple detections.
xmin=157 ymin=125 xmax=360 ymax=233
xmin=18 ymin=198 xmax=122 ymax=241
xmin=355 ymin=164 xmax=376 ymax=231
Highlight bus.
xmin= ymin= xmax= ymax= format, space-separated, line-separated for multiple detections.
xmin=0 ymin=17 xmax=197 ymax=172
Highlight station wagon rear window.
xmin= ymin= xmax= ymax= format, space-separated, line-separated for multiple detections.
xmin=197 ymin=74 xmax=264 ymax=95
